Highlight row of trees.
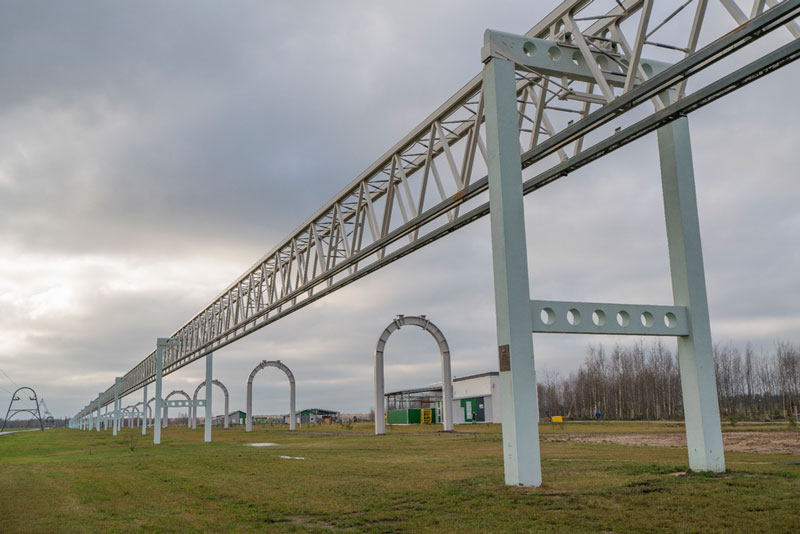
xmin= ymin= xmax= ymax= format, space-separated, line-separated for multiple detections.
xmin=537 ymin=340 xmax=800 ymax=421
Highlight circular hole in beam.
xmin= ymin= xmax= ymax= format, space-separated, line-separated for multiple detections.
xmin=641 ymin=311 xmax=654 ymax=327
xmin=664 ymin=312 xmax=677 ymax=328
xmin=548 ymin=46 xmax=562 ymax=61
xmin=616 ymin=310 xmax=630 ymax=327
xmin=571 ymin=50 xmax=584 ymax=67
xmin=523 ymin=41 xmax=536 ymax=57
xmin=592 ymin=310 xmax=606 ymax=327
xmin=541 ymin=308 xmax=555 ymax=326
xmin=567 ymin=309 xmax=581 ymax=326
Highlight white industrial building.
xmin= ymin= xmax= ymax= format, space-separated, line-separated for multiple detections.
xmin=384 ymin=371 xmax=502 ymax=424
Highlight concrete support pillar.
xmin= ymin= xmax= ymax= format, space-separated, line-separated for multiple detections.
xmin=223 ymin=391 xmax=229 ymax=429
xmin=154 ymin=338 xmax=166 ymax=445
xmin=113 ymin=378 xmax=120 ymax=436
xmin=483 ymin=52 xmax=542 ymax=487
xmin=204 ymin=353 xmax=213 ymax=443
xmin=657 ymin=116 xmax=725 ymax=472
xmin=246 ymin=379 xmax=253 ymax=432
xmin=374 ymin=350 xmax=385 ymax=435
xmin=142 ymin=385 xmax=147 ymax=436
xmin=96 ymin=395 xmax=102 ymax=432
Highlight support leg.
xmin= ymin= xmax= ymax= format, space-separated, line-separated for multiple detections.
xmin=113 ymin=378 xmax=120 ymax=437
xmin=142 ymin=385 xmax=147 ymax=436
xmin=246 ymin=381 xmax=253 ymax=432
xmin=154 ymin=339 xmax=165 ymax=445
xmin=658 ymin=116 xmax=725 ymax=472
xmin=205 ymin=354 xmax=213 ymax=443
xmin=483 ymin=53 xmax=542 ymax=487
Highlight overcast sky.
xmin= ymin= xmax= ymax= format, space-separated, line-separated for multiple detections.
xmin=0 ymin=1 xmax=797 ymax=419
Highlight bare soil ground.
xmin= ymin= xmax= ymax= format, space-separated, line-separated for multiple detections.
xmin=543 ymin=430 xmax=800 ymax=454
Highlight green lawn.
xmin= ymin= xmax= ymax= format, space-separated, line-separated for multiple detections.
xmin=0 ymin=423 xmax=798 ymax=533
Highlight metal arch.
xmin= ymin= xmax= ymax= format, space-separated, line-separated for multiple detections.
xmin=374 ymin=315 xmax=454 ymax=435
xmin=1 ymin=387 xmax=44 ymax=432
xmin=146 ymin=397 xmax=157 ymax=428
xmin=121 ymin=407 xmax=131 ymax=428
xmin=245 ymin=360 xmax=296 ymax=432
xmin=163 ymin=390 xmax=191 ymax=428
xmin=125 ymin=405 xmax=141 ymax=428
xmin=191 ymin=379 xmax=229 ymax=429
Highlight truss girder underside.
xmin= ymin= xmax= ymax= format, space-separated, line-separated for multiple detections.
xmin=92 ymin=0 xmax=799 ymax=408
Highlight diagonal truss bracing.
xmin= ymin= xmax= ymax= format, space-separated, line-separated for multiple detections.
xmin=97 ymin=0 xmax=800 ymax=407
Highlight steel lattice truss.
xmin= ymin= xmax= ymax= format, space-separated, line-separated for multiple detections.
xmin=87 ymin=0 xmax=799 ymax=410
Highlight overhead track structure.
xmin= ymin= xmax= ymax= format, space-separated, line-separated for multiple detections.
xmin=76 ymin=0 xmax=799 ymax=464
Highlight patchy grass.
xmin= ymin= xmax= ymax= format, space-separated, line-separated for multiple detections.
xmin=0 ymin=424 xmax=798 ymax=533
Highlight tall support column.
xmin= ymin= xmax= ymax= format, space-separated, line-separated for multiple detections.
xmin=154 ymin=338 xmax=166 ymax=445
xmin=657 ymin=116 xmax=725 ymax=472
xmin=104 ymin=406 xmax=108 ymax=430
xmin=113 ymin=378 xmax=120 ymax=436
xmin=96 ymin=395 xmax=102 ymax=432
xmin=374 ymin=347 xmax=385 ymax=435
xmin=483 ymin=51 xmax=542 ymax=487
xmin=204 ymin=353 xmax=213 ymax=443
xmin=142 ymin=385 xmax=148 ymax=436
xmin=246 ymin=379 xmax=253 ymax=433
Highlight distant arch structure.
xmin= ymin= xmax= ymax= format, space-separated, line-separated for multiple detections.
xmin=146 ymin=397 xmax=157 ymax=428
xmin=164 ymin=390 xmax=192 ymax=428
xmin=1 ymin=387 xmax=44 ymax=432
xmin=191 ymin=380 xmax=229 ymax=429
xmin=246 ymin=360 xmax=296 ymax=432
xmin=374 ymin=315 xmax=453 ymax=435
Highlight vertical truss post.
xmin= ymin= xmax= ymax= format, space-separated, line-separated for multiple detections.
xmin=154 ymin=339 xmax=166 ymax=445
xmin=482 ymin=42 xmax=542 ymax=487
xmin=657 ymin=115 xmax=725 ymax=472
xmin=142 ymin=385 xmax=147 ymax=436
xmin=103 ymin=405 xmax=108 ymax=430
xmin=113 ymin=378 xmax=120 ymax=436
xmin=204 ymin=353 xmax=213 ymax=443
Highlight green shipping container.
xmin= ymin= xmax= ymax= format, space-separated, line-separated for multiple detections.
xmin=386 ymin=408 xmax=437 ymax=425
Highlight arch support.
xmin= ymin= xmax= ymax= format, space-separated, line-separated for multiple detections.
xmin=163 ymin=390 xmax=192 ymax=428
xmin=191 ymin=379 xmax=230 ymax=429
xmin=246 ymin=360 xmax=296 ymax=432
xmin=374 ymin=314 xmax=453 ymax=435
xmin=1 ymin=387 xmax=44 ymax=432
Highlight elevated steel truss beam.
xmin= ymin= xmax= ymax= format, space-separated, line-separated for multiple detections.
xmin=80 ymin=0 xmax=799 ymax=415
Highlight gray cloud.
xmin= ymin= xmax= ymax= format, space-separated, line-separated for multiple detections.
xmin=0 ymin=2 xmax=797 ymax=418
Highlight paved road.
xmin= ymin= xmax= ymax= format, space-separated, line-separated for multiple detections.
xmin=0 ymin=428 xmax=40 ymax=436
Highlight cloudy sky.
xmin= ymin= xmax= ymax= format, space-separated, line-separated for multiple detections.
xmin=0 ymin=1 xmax=797 ymax=419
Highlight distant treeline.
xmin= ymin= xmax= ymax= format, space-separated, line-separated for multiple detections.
xmin=538 ymin=340 xmax=800 ymax=421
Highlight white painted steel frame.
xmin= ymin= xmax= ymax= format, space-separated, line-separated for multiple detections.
xmin=72 ymin=1 xmax=800 ymax=474
xmin=191 ymin=379 xmax=229 ymax=429
xmin=373 ymin=315 xmax=454 ymax=435
xmin=245 ymin=360 xmax=296 ymax=432
xmin=83 ymin=1 xmax=800 ymax=414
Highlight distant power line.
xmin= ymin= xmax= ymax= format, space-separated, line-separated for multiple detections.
xmin=0 ymin=368 xmax=20 ymax=389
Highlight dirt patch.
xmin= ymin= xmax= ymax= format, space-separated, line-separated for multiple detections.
xmin=543 ymin=431 xmax=800 ymax=454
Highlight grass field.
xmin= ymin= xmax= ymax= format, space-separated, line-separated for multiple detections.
xmin=1 ymin=422 xmax=798 ymax=533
